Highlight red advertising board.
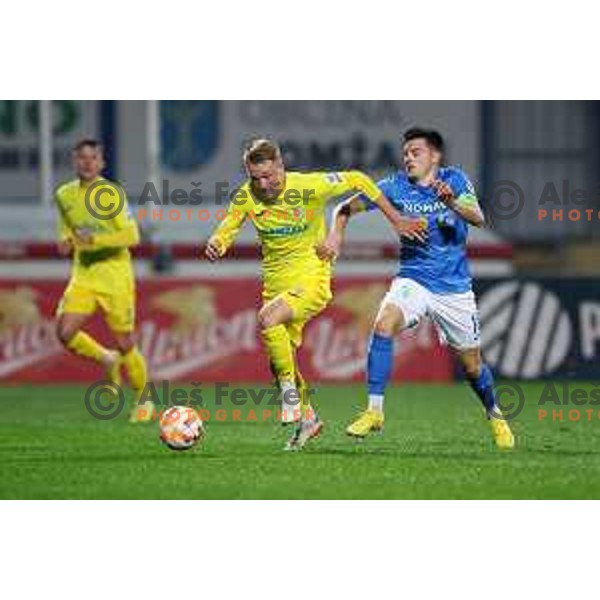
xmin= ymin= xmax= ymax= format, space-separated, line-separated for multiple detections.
xmin=0 ymin=279 xmax=452 ymax=383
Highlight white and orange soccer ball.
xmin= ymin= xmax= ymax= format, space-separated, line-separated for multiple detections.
xmin=159 ymin=406 xmax=205 ymax=451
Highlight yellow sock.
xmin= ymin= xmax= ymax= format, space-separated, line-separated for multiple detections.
xmin=295 ymin=367 xmax=314 ymax=421
xmin=122 ymin=346 xmax=148 ymax=392
xmin=262 ymin=325 xmax=295 ymax=384
xmin=67 ymin=331 xmax=109 ymax=363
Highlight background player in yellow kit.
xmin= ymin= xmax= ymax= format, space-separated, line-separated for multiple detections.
xmin=205 ymin=138 xmax=426 ymax=449
xmin=54 ymin=139 xmax=152 ymax=423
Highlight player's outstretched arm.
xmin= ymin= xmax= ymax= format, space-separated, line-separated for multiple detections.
xmin=315 ymin=195 xmax=364 ymax=261
xmin=322 ymin=170 xmax=427 ymax=239
xmin=369 ymin=192 xmax=428 ymax=241
xmin=341 ymin=171 xmax=428 ymax=239
xmin=204 ymin=200 xmax=248 ymax=262
xmin=316 ymin=193 xmax=427 ymax=262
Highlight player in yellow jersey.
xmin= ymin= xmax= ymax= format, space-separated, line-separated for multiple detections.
xmin=205 ymin=139 xmax=426 ymax=450
xmin=54 ymin=139 xmax=153 ymax=423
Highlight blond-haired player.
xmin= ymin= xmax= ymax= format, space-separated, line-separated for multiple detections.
xmin=54 ymin=139 xmax=153 ymax=423
xmin=205 ymin=139 xmax=425 ymax=449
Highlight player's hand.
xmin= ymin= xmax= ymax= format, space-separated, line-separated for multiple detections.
xmin=204 ymin=239 xmax=223 ymax=262
xmin=431 ymin=180 xmax=457 ymax=207
xmin=315 ymin=231 xmax=342 ymax=262
xmin=74 ymin=227 xmax=94 ymax=245
xmin=392 ymin=216 xmax=428 ymax=243
xmin=57 ymin=240 xmax=73 ymax=256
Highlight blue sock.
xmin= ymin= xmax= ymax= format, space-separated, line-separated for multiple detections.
xmin=367 ymin=333 xmax=394 ymax=396
xmin=467 ymin=363 xmax=497 ymax=414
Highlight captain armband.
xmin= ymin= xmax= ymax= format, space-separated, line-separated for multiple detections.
xmin=455 ymin=193 xmax=479 ymax=209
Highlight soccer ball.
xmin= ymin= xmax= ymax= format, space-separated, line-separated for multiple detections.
xmin=159 ymin=406 xmax=205 ymax=451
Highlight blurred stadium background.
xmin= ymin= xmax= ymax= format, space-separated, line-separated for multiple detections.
xmin=0 ymin=100 xmax=597 ymax=386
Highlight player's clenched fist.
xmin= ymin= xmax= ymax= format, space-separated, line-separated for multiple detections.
xmin=315 ymin=231 xmax=342 ymax=262
xmin=431 ymin=179 xmax=456 ymax=206
xmin=204 ymin=238 xmax=223 ymax=262
xmin=57 ymin=240 xmax=73 ymax=256
xmin=73 ymin=227 xmax=94 ymax=249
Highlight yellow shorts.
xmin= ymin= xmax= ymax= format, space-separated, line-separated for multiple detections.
xmin=263 ymin=279 xmax=332 ymax=347
xmin=57 ymin=280 xmax=135 ymax=333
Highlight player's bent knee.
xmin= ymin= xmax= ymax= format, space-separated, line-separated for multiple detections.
xmin=373 ymin=304 xmax=406 ymax=337
xmin=258 ymin=307 xmax=277 ymax=330
xmin=56 ymin=321 xmax=76 ymax=346
xmin=258 ymin=300 xmax=292 ymax=330
xmin=114 ymin=333 xmax=135 ymax=354
xmin=373 ymin=318 xmax=395 ymax=337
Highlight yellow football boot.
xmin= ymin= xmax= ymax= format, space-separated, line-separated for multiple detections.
xmin=489 ymin=416 xmax=515 ymax=450
xmin=129 ymin=396 xmax=156 ymax=424
xmin=346 ymin=410 xmax=384 ymax=438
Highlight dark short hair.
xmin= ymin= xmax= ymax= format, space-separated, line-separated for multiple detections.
xmin=403 ymin=128 xmax=445 ymax=153
xmin=73 ymin=138 xmax=103 ymax=154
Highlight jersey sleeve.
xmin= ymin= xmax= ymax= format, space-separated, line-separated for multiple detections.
xmin=314 ymin=170 xmax=383 ymax=206
xmin=208 ymin=187 xmax=249 ymax=254
xmin=90 ymin=185 xmax=140 ymax=249
xmin=358 ymin=178 xmax=393 ymax=213
xmin=53 ymin=186 xmax=73 ymax=242
xmin=445 ymin=168 xmax=479 ymax=206
xmin=56 ymin=208 xmax=72 ymax=243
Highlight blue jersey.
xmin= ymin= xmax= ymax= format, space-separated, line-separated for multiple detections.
xmin=365 ymin=166 xmax=475 ymax=294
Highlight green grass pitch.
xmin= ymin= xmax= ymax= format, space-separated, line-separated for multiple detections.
xmin=1 ymin=382 xmax=600 ymax=499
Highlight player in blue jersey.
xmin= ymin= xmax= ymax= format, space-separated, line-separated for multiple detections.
xmin=317 ymin=128 xmax=514 ymax=449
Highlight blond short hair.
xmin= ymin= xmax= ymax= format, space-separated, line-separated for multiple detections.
xmin=243 ymin=139 xmax=281 ymax=165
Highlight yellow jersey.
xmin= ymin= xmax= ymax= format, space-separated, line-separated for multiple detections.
xmin=54 ymin=177 xmax=139 ymax=294
xmin=210 ymin=170 xmax=382 ymax=294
